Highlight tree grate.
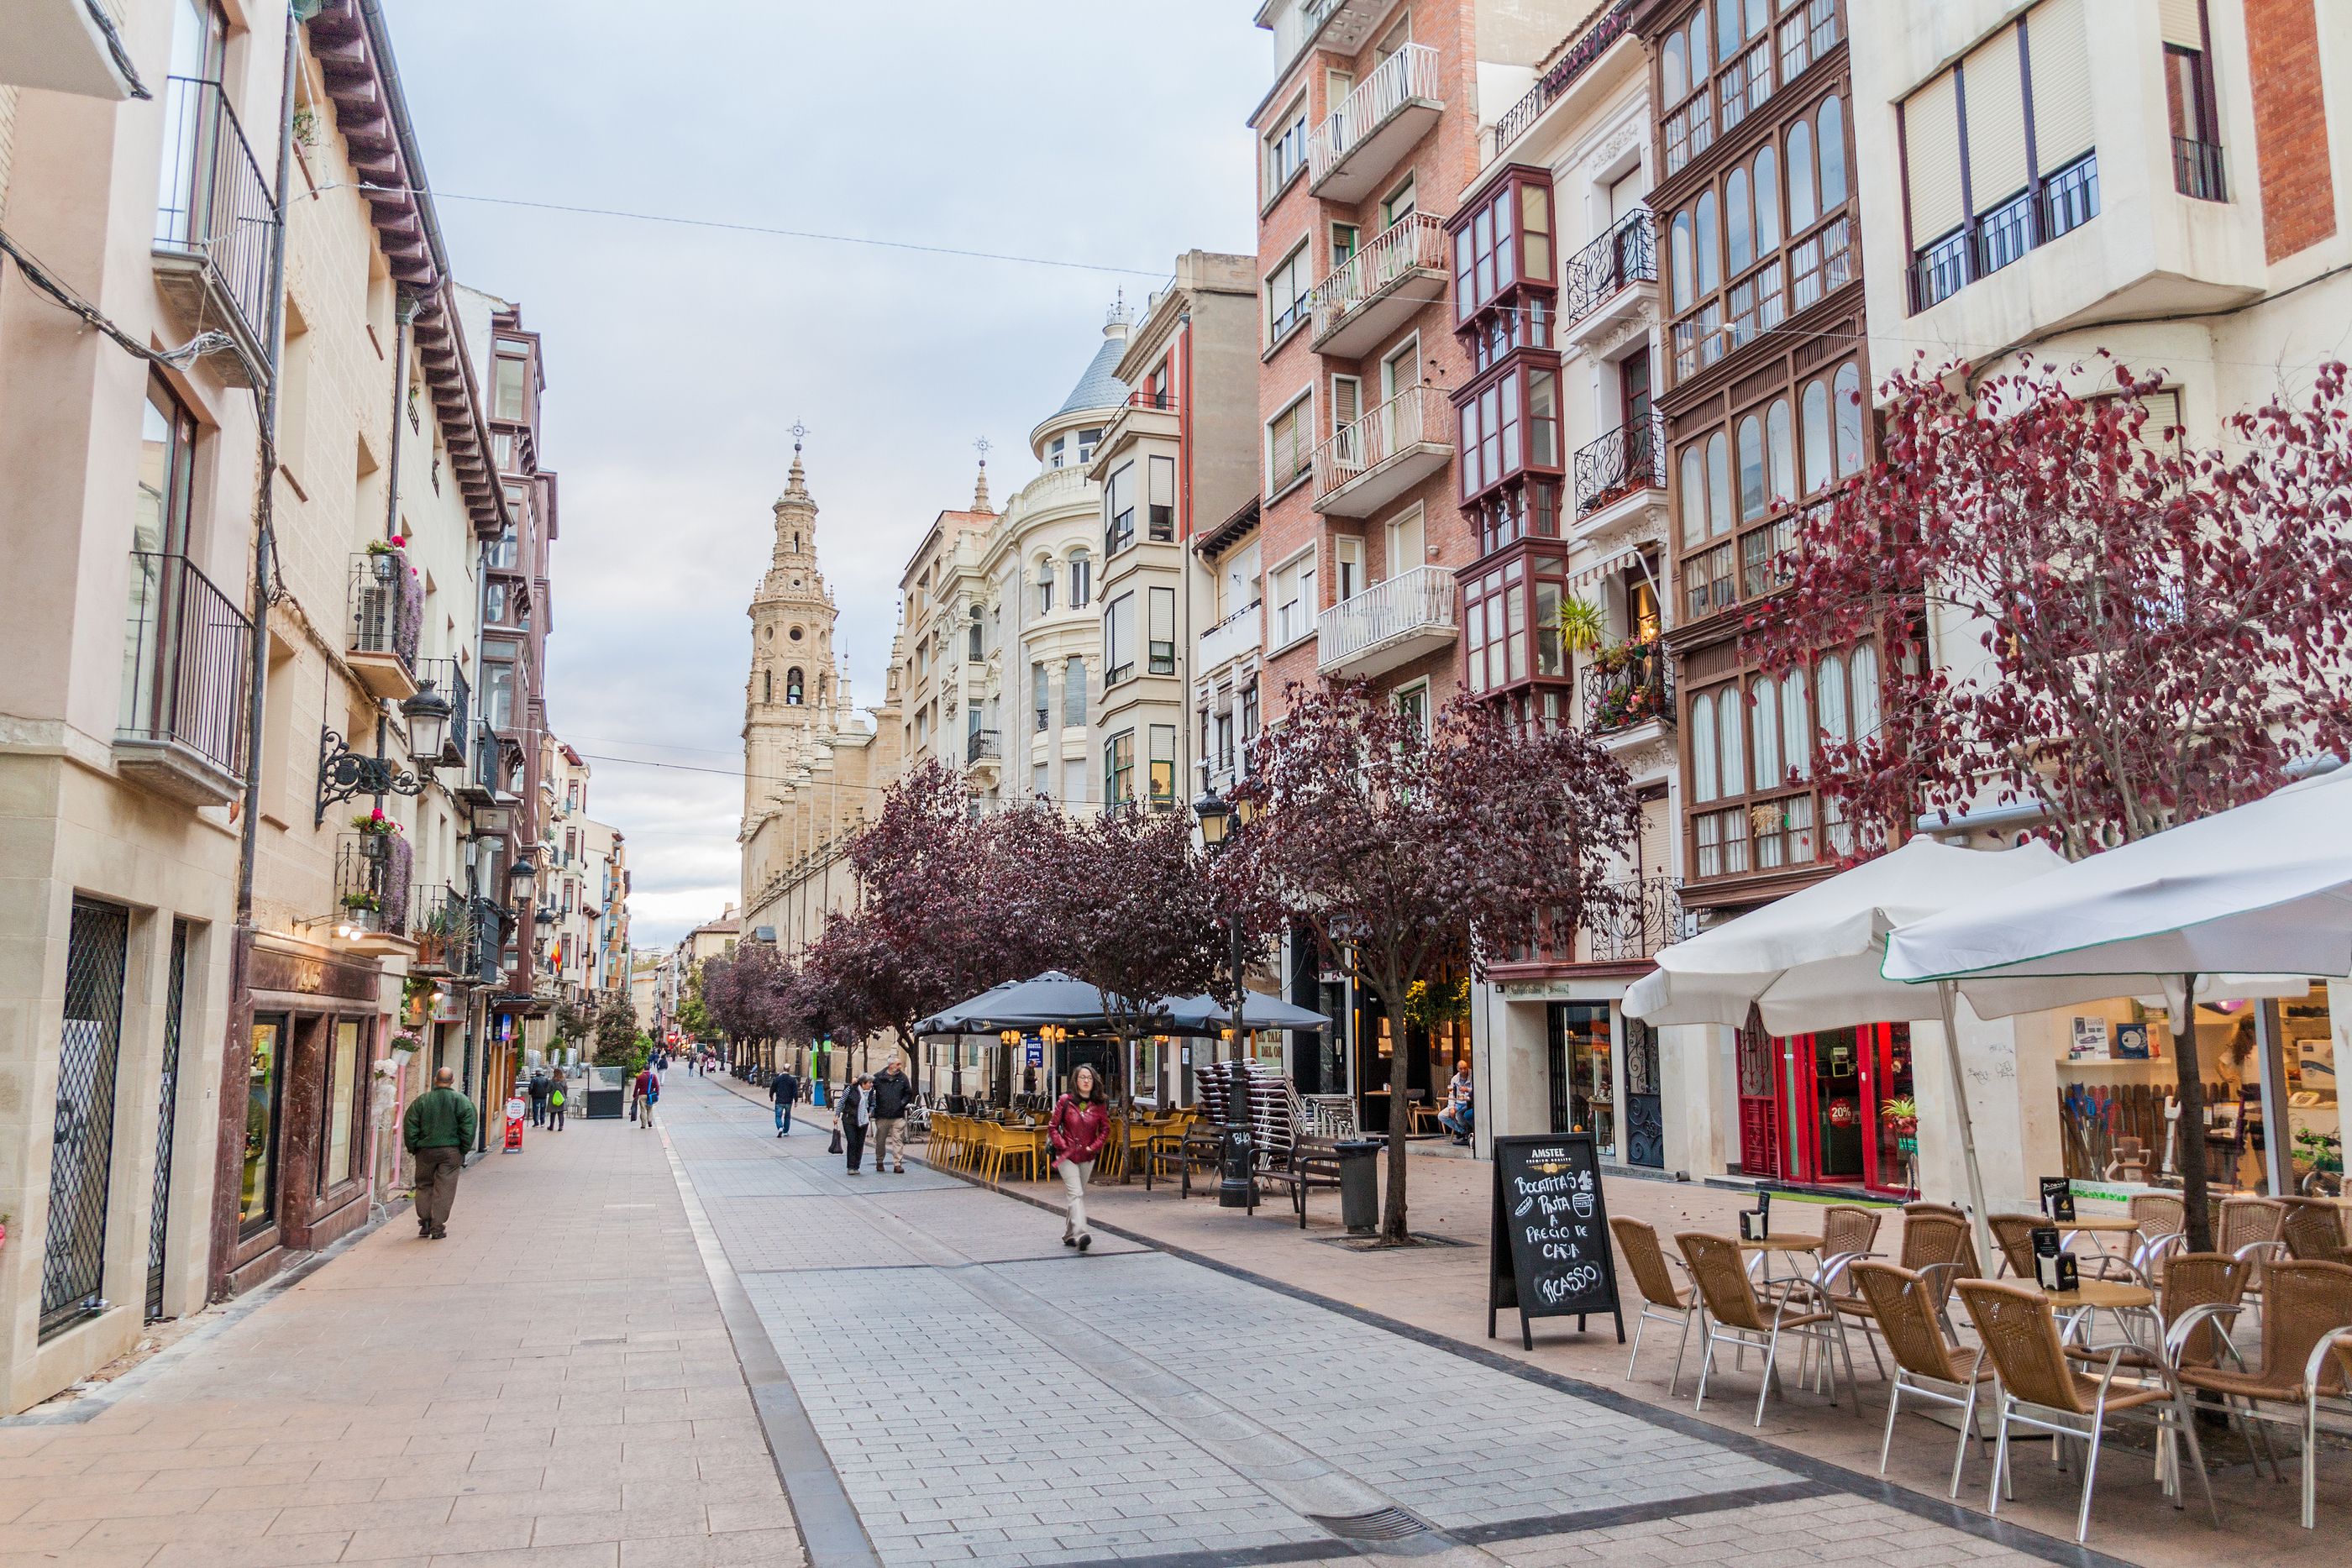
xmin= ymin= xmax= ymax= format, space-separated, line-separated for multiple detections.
xmin=1306 ymin=1507 xmax=1432 ymax=1541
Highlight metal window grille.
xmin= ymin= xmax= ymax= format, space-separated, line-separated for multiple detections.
xmin=145 ymin=921 xmax=190 ymax=1320
xmin=43 ymin=898 xmax=130 ymax=1338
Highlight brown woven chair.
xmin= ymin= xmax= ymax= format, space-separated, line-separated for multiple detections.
xmin=1677 ymin=1230 xmax=1859 ymax=1427
xmin=1853 ymin=1262 xmax=1993 ymax=1497
xmin=1898 ymin=1202 xmax=1982 ymax=1339
xmin=1611 ymin=1217 xmax=1701 ymax=1394
xmin=2279 ymin=1197 xmax=2352 ymax=1265
xmin=2216 ymin=1194 xmax=2288 ymax=1263
xmin=2172 ymin=1259 xmax=2352 ymax=1529
xmin=1956 ymin=1279 xmax=2216 ymax=1543
xmin=2128 ymin=1193 xmax=2187 ymax=1277
xmin=1816 ymin=1205 xmax=1888 ymax=1381
xmin=1987 ymin=1213 xmax=2049 ymax=1279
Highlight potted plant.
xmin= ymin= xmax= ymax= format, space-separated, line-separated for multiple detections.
xmin=1557 ymin=594 xmax=1606 ymax=660
xmin=1882 ymin=1096 xmax=1920 ymax=1154
xmin=365 ymin=535 xmax=407 ymax=581
xmin=388 ymin=1032 xmax=423 ymax=1062
xmin=353 ymin=808 xmax=399 ymax=857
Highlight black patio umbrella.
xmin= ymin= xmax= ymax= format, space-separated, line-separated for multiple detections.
xmin=914 ymin=971 xmax=1163 ymax=1036
xmin=1154 ymin=992 xmax=1329 ymax=1036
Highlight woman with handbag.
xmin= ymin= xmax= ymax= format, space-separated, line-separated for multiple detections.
xmin=1049 ymin=1065 xmax=1110 ymax=1252
xmin=839 ymin=1073 xmax=874 ymax=1171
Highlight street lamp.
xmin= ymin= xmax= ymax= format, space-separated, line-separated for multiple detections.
xmin=400 ymin=681 xmax=452 ymax=768
xmin=1194 ymin=785 xmax=1252 ymax=1209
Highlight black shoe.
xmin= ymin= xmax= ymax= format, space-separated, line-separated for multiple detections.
xmin=1063 ymin=1235 xmax=1077 ymax=1247
xmin=1078 ymin=1234 xmax=1092 ymax=1252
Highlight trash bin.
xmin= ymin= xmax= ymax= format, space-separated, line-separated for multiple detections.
xmin=1335 ymin=1139 xmax=1382 ymax=1235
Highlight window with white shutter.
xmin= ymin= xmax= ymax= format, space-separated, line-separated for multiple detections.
xmin=2028 ymin=0 xmax=2093 ymax=173
xmin=1963 ymin=32 xmax=2029 ymax=207
xmin=1903 ymin=71 xmax=1964 ymax=244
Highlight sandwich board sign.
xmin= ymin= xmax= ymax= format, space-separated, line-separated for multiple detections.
xmin=1488 ymin=1131 xmax=1623 ymax=1349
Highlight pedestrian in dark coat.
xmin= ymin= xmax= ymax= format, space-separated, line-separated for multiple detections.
xmin=841 ymin=1074 xmax=874 ymax=1172
xmin=771 ymin=1067 xmax=801 ymax=1136
xmin=527 ymin=1067 xmax=550 ymax=1127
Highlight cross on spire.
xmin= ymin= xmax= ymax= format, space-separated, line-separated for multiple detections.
xmin=790 ymin=419 xmax=809 ymax=454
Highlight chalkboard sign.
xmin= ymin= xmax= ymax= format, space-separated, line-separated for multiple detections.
xmin=1488 ymin=1133 xmax=1624 ymax=1350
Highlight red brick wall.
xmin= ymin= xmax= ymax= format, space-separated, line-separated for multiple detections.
xmin=2245 ymin=0 xmax=2338 ymax=263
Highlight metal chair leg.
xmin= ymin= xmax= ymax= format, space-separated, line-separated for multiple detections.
xmin=1877 ymin=1372 xmax=1903 ymax=1474
xmin=2076 ymin=1419 xmax=2107 ymax=1544
xmin=1625 ymin=1312 xmax=1650 ymax=1381
xmin=1666 ymin=1308 xmax=1695 ymax=1398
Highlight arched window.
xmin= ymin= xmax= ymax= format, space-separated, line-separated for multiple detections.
xmin=762 ymin=669 xmax=771 ymax=705
xmin=1680 ymin=443 xmax=1708 ymax=548
xmin=1725 ymin=166 xmax=1753 ymax=275
xmin=1705 ymin=431 xmax=1733 ymax=538
xmin=1662 ymin=32 xmax=1687 ymax=101
xmin=1692 ymin=695 xmax=1719 ymax=803
xmin=1766 ymin=396 xmax=1795 ymax=505
xmin=1036 ymin=559 xmax=1056 ymax=615
xmin=1787 ymin=121 xmax=1817 ymax=229
xmin=1672 ymin=211 xmax=1694 ymax=310
xmin=1833 ymin=363 xmax=1864 ymax=476
xmin=1695 ymin=191 xmax=1720 ymax=296
xmin=1753 ymin=145 xmax=1780 ymax=252
xmin=1736 ymin=415 xmax=1767 ymax=521
xmin=1781 ymin=668 xmax=1811 ymax=779
xmin=1819 ymin=96 xmax=1848 ymax=210
xmin=1802 ymin=378 xmax=1832 ymax=491
xmin=785 ymin=667 xmax=805 ymax=705
xmin=1717 ymin=686 xmax=1747 ymax=797
xmin=1818 ymin=653 xmax=1849 ymax=748
xmin=1751 ymin=677 xmax=1782 ymax=788
xmin=1851 ymin=642 xmax=1882 ymax=740
xmin=1688 ymin=18 xmax=1708 ymax=81
xmin=1068 ymin=549 xmax=1092 ymax=609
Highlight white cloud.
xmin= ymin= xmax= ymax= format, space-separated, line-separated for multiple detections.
xmin=386 ymin=1 xmax=1262 ymax=944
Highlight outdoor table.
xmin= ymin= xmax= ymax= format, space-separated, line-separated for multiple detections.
xmin=2022 ymin=1277 xmax=2157 ymax=1351
xmin=2056 ymin=1214 xmax=2146 ymax=1279
xmin=1737 ymin=1233 xmax=1823 ymax=1287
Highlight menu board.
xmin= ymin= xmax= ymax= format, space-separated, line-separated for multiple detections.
xmin=1487 ymin=1133 xmax=1623 ymax=1350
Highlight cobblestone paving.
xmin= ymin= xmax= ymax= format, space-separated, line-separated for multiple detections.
xmin=664 ymin=1078 xmax=2065 ymax=1568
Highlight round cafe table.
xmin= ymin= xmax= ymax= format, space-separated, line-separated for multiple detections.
xmin=2055 ymin=1214 xmax=2146 ymax=1279
xmin=2022 ymin=1277 xmax=2157 ymax=1350
xmin=1737 ymin=1234 xmax=1823 ymax=1287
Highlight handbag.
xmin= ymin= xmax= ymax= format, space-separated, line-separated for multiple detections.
xmin=828 ymin=1123 xmax=843 ymax=1154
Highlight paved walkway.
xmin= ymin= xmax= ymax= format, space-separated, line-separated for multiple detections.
xmin=2 ymin=1073 xmax=2105 ymax=1568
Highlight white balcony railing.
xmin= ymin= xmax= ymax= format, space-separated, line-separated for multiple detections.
xmin=1310 ymin=212 xmax=1446 ymax=343
xmin=1309 ymin=44 xmax=1441 ymax=187
xmin=1317 ymin=565 xmax=1457 ymax=672
xmin=1312 ymin=384 xmax=1450 ymax=506
xmin=1197 ymin=600 xmax=1263 ymax=673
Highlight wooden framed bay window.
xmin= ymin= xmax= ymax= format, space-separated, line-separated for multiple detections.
xmin=1685 ymin=641 xmax=1880 ymax=885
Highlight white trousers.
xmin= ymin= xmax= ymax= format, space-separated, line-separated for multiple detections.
xmin=1058 ymin=1157 xmax=1095 ymax=1240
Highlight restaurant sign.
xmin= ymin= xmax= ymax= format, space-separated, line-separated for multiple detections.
xmin=1488 ymin=1132 xmax=1623 ymax=1350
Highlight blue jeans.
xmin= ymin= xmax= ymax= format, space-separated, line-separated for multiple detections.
xmin=774 ymin=1102 xmax=792 ymax=1133
xmin=1440 ymin=1104 xmax=1473 ymax=1139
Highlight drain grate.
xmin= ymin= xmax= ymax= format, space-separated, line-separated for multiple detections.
xmin=1306 ymin=1507 xmax=1432 ymax=1542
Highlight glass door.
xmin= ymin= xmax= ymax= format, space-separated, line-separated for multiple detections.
xmin=1862 ymin=1023 xmax=1917 ymax=1196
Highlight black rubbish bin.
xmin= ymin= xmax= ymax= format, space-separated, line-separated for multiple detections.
xmin=1335 ymin=1139 xmax=1382 ymax=1235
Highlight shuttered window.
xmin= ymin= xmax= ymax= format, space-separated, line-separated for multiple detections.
xmin=2029 ymin=0 xmax=2094 ymax=172
xmin=1963 ymin=31 xmax=2029 ymax=206
xmin=2158 ymin=0 xmax=2203 ymax=49
xmin=1903 ymin=71 xmax=1965 ymax=242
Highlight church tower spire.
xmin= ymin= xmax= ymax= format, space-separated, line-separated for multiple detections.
xmin=743 ymin=428 xmax=841 ymax=834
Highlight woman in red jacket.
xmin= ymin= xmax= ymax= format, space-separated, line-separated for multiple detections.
xmin=1049 ymin=1064 xmax=1110 ymax=1251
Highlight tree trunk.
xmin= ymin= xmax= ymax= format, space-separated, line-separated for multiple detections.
xmin=1380 ymin=994 xmax=1413 ymax=1245
xmin=2172 ymin=975 xmax=2214 ymax=1252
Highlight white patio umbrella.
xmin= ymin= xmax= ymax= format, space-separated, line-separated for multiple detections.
xmin=1626 ymin=836 xmax=2073 ymax=1259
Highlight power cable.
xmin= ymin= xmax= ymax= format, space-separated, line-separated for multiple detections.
xmin=0 ymin=226 xmax=238 ymax=371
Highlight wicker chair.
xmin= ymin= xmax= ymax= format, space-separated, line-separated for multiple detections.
xmin=2128 ymin=1192 xmax=2187 ymax=1277
xmin=1956 ymin=1279 xmax=2216 ymax=1543
xmin=2084 ymin=1252 xmax=2250 ymax=1379
xmin=1677 ymin=1230 xmax=1859 ymax=1427
xmin=2216 ymin=1195 xmax=2289 ymax=1262
xmin=1897 ymin=1202 xmax=1982 ymax=1339
xmin=1852 ymin=1262 xmax=1994 ymax=1497
xmin=1816 ymin=1205 xmax=1888 ymax=1381
xmin=2279 ymin=1197 xmax=2352 ymax=1265
xmin=1987 ymin=1214 xmax=2050 ymax=1279
xmin=2171 ymin=1259 xmax=2352 ymax=1529
xmin=1611 ymin=1217 xmax=1701 ymax=1394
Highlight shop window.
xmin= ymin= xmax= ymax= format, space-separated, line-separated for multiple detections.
xmin=242 ymin=1016 xmax=286 ymax=1234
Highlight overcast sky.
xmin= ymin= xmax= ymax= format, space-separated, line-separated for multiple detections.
xmin=388 ymin=2 xmax=1265 ymax=947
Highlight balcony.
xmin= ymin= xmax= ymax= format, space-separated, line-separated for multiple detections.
xmin=1572 ymin=412 xmax=1666 ymax=522
xmin=471 ymin=895 xmax=510 ymax=987
xmin=1581 ymin=640 xmax=1672 ymax=737
xmin=1310 ymin=212 xmax=1447 ymax=359
xmin=152 ymin=77 xmax=277 ymax=386
xmin=1494 ymin=873 xmax=1693 ymax=973
xmin=412 ymin=888 xmax=475 ymax=977
xmin=1317 ymin=564 xmax=1457 ymax=680
xmin=1908 ymin=154 xmax=2099 ymax=314
xmin=113 ymin=550 xmax=252 ymax=808
xmin=2173 ymin=138 xmax=2227 ymax=203
xmin=0 ymin=0 xmax=146 ymax=97
xmin=1309 ymin=44 xmax=1442 ymax=203
xmin=334 ymin=830 xmax=414 ymax=952
xmin=1197 ymin=600 xmax=1262 ymax=676
xmin=1493 ymin=2 xmax=1636 ymax=155
xmin=1561 ymin=211 xmax=1656 ymax=349
xmin=347 ymin=551 xmax=423 ymax=700
xmin=965 ymin=728 xmax=1001 ymax=765
xmin=1311 ymin=384 xmax=1453 ymax=517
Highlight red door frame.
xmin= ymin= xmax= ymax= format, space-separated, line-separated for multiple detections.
xmin=1767 ymin=1024 xmax=1909 ymax=1192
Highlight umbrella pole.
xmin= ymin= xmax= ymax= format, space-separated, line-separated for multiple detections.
xmin=1936 ymin=981 xmax=1996 ymax=1270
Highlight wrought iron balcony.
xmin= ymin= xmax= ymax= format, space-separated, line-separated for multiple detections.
xmin=1316 ymin=565 xmax=1457 ymax=680
xmin=1572 ymin=412 xmax=1666 ymax=519
xmin=966 ymin=728 xmax=1002 ymax=764
xmin=412 ymin=887 xmax=475 ymax=975
xmin=1581 ymin=639 xmax=1672 ymax=735
xmin=1310 ymin=212 xmax=1447 ymax=358
xmin=347 ymin=550 xmax=423 ymax=700
xmin=1309 ymin=44 xmax=1442 ymax=202
xmin=334 ymin=829 xmax=413 ymax=941
xmin=1562 ymin=209 xmax=1656 ymax=330
xmin=1498 ymin=873 xmax=1693 ymax=970
xmin=152 ymin=76 xmax=277 ymax=385
xmin=2173 ymin=137 xmax=2226 ymax=202
xmin=1494 ymin=2 xmax=1636 ymax=154
xmin=114 ymin=549 xmax=252 ymax=807
xmin=1311 ymin=384 xmax=1453 ymax=517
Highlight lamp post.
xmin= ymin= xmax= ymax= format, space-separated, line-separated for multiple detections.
xmin=1193 ymin=785 xmax=1252 ymax=1209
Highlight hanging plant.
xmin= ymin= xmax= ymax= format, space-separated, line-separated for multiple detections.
xmin=1557 ymin=594 xmax=1607 ymax=658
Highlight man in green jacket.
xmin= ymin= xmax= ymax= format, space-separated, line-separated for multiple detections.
xmin=403 ymin=1067 xmax=478 ymax=1240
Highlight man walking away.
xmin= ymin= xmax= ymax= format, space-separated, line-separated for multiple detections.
xmin=528 ymin=1066 xmax=550 ymax=1127
xmin=636 ymin=1062 xmax=661 ymax=1130
xmin=870 ymin=1057 xmax=916 ymax=1173
xmin=404 ymin=1067 xmax=477 ymax=1240
xmin=772 ymin=1065 xmax=800 ymax=1137
xmin=841 ymin=1073 xmax=873 ymax=1172
xmin=548 ymin=1068 xmax=569 ymax=1131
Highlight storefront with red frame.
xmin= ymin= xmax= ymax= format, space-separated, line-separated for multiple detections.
xmin=1736 ymin=1015 xmax=1918 ymax=1197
